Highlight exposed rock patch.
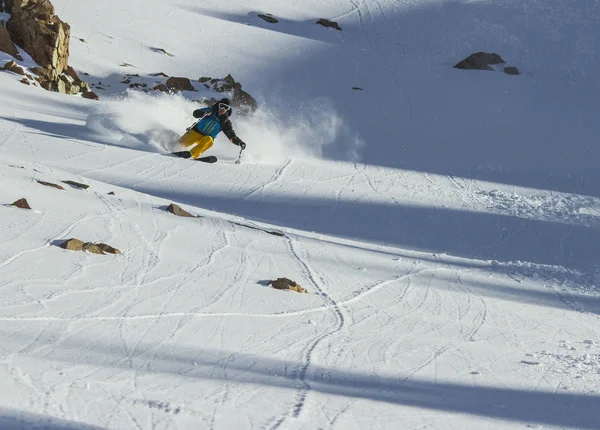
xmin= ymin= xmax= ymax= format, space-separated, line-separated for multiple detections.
xmin=2 ymin=59 xmax=24 ymax=74
xmin=316 ymin=18 xmax=341 ymax=30
xmin=268 ymin=278 xmax=308 ymax=293
xmin=197 ymin=74 xmax=257 ymax=114
xmin=258 ymin=14 xmax=278 ymax=24
xmin=504 ymin=66 xmax=520 ymax=75
xmin=37 ymin=180 xmax=64 ymax=190
xmin=59 ymin=238 xmax=121 ymax=255
xmin=11 ymin=198 xmax=31 ymax=209
xmin=454 ymin=52 xmax=505 ymax=71
xmin=166 ymin=76 xmax=195 ymax=92
xmin=62 ymin=180 xmax=89 ymax=190
xmin=167 ymin=203 xmax=199 ymax=218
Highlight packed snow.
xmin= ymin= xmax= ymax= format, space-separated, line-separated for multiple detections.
xmin=0 ymin=0 xmax=599 ymax=429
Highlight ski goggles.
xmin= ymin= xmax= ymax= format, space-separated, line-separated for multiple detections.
xmin=218 ymin=103 xmax=231 ymax=111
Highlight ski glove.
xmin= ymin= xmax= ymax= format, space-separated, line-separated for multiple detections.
xmin=232 ymin=137 xmax=246 ymax=150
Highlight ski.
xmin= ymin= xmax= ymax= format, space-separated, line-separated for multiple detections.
xmin=171 ymin=150 xmax=192 ymax=159
xmin=170 ymin=152 xmax=217 ymax=163
xmin=197 ymin=155 xmax=217 ymax=163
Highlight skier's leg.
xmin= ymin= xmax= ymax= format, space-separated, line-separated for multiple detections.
xmin=178 ymin=129 xmax=203 ymax=148
xmin=189 ymin=135 xmax=214 ymax=158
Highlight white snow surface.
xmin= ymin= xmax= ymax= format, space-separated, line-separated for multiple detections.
xmin=1 ymin=0 xmax=599 ymax=429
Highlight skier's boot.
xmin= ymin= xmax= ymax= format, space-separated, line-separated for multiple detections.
xmin=172 ymin=150 xmax=192 ymax=159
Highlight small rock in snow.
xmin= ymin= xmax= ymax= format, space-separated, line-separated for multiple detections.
xmin=470 ymin=371 xmax=480 ymax=375
xmin=583 ymin=340 xmax=595 ymax=345
xmin=520 ymin=360 xmax=540 ymax=365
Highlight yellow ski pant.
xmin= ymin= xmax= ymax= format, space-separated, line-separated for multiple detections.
xmin=178 ymin=129 xmax=214 ymax=158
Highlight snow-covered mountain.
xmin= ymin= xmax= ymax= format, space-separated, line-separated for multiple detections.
xmin=1 ymin=1 xmax=599 ymax=429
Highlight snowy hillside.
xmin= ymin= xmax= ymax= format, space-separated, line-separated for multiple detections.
xmin=1 ymin=0 xmax=599 ymax=429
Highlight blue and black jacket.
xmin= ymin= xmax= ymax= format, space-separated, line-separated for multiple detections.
xmin=191 ymin=103 xmax=243 ymax=146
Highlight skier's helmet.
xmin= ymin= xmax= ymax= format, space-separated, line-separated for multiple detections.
xmin=217 ymin=98 xmax=232 ymax=116
xmin=218 ymin=98 xmax=232 ymax=110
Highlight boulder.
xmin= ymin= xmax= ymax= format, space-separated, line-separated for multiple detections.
xmin=198 ymin=74 xmax=258 ymax=114
xmin=81 ymin=90 xmax=99 ymax=100
xmin=62 ymin=180 xmax=89 ymax=190
xmin=454 ymin=52 xmax=505 ymax=71
xmin=11 ymin=198 xmax=31 ymax=209
xmin=316 ymin=18 xmax=341 ymax=30
xmin=59 ymin=238 xmax=121 ymax=255
xmin=37 ymin=180 xmax=64 ymax=190
xmin=258 ymin=14 xmax=278 ymax=24
xmin=504 ymin=66 xmax=520 ymax=75
xmin=2 ymin=59 xmax=24 ymax=74
xmin=153 ymin=83 xmax=168 ymax=92
xmin=166 ymin=76 xmax=195 ymax=92
xmin=268 ymin=278 xmax=308 ymax=293
xmin=167 ymin=203 xmax=198 ymax=218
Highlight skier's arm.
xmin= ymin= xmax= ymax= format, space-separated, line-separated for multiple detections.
xmin=221 ymin=119 xmax=246 ymax=149
xmin=193 ymin=107 xmax=212 ymax=118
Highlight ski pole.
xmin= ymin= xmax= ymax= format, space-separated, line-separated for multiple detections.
xmin=235 ymin=147 xmax=243 ymax=164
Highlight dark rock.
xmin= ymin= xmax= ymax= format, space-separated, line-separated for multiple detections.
xmin=454 ymin=52 xmax=505 ymax=71
xmin=62 ymin=180 xmax=89 ymax=190
xmin=2 ymin=60 xmax=25 ymax=74
xmin=59 ymin=238 xmax=121 ymax=255
xmin=316 ymin=18 xmax=341 ymax=30
xmin=0 ymin=22 xmax=19 ymax=57
xmin=11 ymin=198 xmax=31 ymax=209
xmin=268 ymin=277 xmax=308 ymax=293
xmin=37 ymin=180 xmax=64 ymax=190
xmin=167 ymin=203 xmax=198 ymax=218
xmin=258 ymin=14 xmax=278 ymax=24
xmin=81 ymin=91 xmax=99 ymax=100
xmin=165 ymin=76 xmax=195 ymax=92
xmin=153 ymin=83 xmax=168 ymax=92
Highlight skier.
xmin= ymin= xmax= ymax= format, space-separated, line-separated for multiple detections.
xmin=172 ymin=98 xmax=246 ymax=160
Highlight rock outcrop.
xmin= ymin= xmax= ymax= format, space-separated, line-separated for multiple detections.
xmin=198 ymin=74 xmax=258 ymax=114
xmin=165 ymin=76 xmax=195 ymax=92
xmin=1 ymin=0 xmax=97 ymax=98
xmin=0 ymin=21 xmax=21 ymax=58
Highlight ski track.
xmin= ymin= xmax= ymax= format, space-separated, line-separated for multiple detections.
xmin=238 ymin=159 xmax=293 ymax=200
xmin=266 ymin=235 xmax=345 ymax=429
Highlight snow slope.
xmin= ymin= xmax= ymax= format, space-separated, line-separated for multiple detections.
xmin=1 ymin=0 xmax=599 ymax=429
